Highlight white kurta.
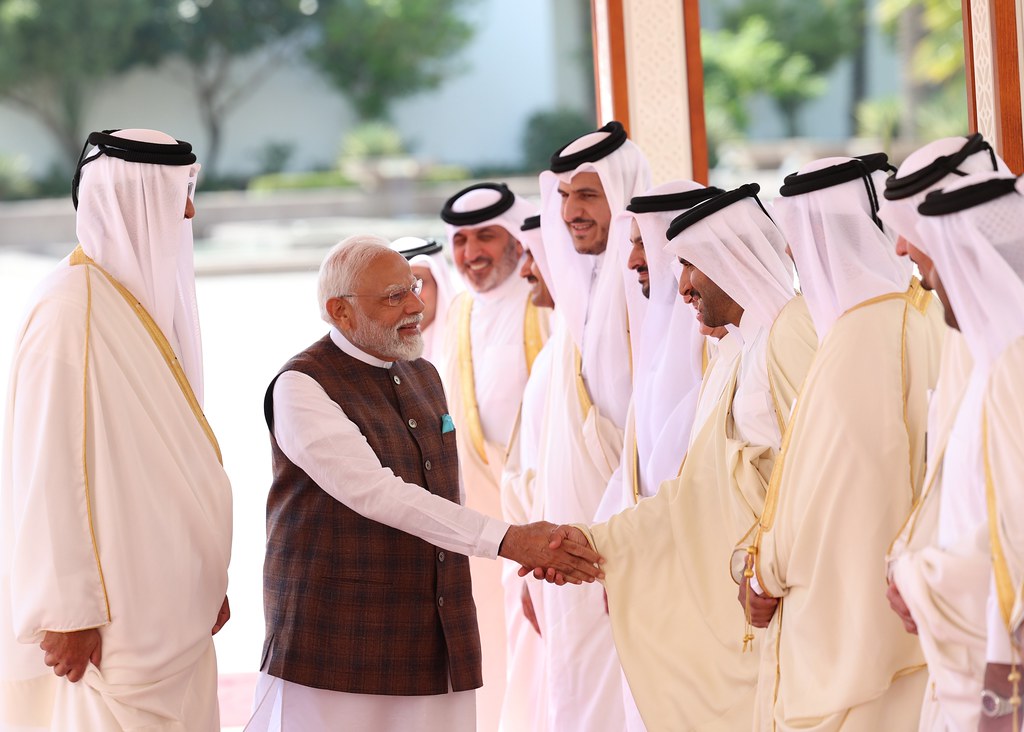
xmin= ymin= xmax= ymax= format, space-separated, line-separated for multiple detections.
xmin=441 ymin=272 xmax=548 ymax=732
xmin=1 ymin=258 xmax=232 ymax=731
xmin=247 ymin=329 xmax=508 ymax=732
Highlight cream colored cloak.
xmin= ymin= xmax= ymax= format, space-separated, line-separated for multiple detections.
xmin=888 ymin=330 xmax=988 ymax=731
xmin=582 ymin=296 xmax=817 ymax=732
xmin=752 ymin=284 xmax=943 ymax=731
xmin=0 ymin=255 xmax=232 ymax=731
xmin=983 ymin=337 xmax=1024 ymax=655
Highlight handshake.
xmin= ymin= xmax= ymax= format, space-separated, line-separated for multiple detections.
xmin=498 ymin=523 xmax=600 ymax=585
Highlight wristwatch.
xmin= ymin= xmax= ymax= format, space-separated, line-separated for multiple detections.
xmin=981 ymin=688 xmax=1015 ymax=718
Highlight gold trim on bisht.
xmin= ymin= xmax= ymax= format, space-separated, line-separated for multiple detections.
xmin=456 ymin=293 xmax=489 ymax=465
xmin=983 ymin=409 xmax=1016 ymax=629
xmin=70 ymin=246 xmax=222 ymax=464
xmin=574 ymin=347 xmax=594 ymax=417
xmin=523 ymin=299 xmax=544 ymax=374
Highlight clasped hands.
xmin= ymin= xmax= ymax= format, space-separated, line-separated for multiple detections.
xmin=38 ymin=595 xmax=231 ymax=683
xmin=500 ymin=522 xmax=603 ymax=585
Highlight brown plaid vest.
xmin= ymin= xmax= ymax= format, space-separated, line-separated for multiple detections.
xmin=260 ymin=334 xmax=482 ymax=695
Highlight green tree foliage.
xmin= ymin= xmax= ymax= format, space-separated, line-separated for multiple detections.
xmin=521 ymin=108 xmax=594 ymax=172
xmin=702 ymin=16 xmax=825 ymax=154
xmin=130 ymin=0 xmax=312 ymax=176
xmin=721 ymin=0 xmax=863 ymax=135
xmin=0 ymin=0 xmax=150 ymax=170
xmin=308 ymin=0 xmax=476 ymax=121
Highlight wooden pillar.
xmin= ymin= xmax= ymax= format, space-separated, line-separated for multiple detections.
xmin=591 ymin=0 xmax=708 ymax=184
xmin=964 ymin=0 xmax=1024 ymax=172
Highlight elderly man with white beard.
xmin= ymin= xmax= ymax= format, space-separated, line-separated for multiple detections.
xmin=248 ymin=235 xmax=598 ymax=732
xmin=438 ymin=182 xmax=549 ymax=731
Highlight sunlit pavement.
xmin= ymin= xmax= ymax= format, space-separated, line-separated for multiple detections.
xmin=1 ymin=251 xmax=327 ymax=730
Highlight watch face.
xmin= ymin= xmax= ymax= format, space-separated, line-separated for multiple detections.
xmin=982 ymin=691 xmax=999 ymax=714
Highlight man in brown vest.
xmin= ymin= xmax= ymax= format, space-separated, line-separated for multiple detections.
xmin=246 ymin=234 xmax=603 ymax=732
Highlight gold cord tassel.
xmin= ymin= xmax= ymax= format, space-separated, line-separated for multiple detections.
xmin=742 ymin=546 xmax=757 ymax=653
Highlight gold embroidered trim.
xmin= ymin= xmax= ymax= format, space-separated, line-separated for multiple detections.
xmin=70 ymin=246 xmax=222 ymax=464
xmin=523 ymin=298 xmax=544 ymax=374
xmin=983 ymin=408 xmax=1016 ymax=628
xmin=80 ymin=264 xmax=111 ymax=623
xmin=456 ymin=292 xmax=489 ymax=465
xmin=574 ymin=347 xmax=594 ymax=417
xmin=701 ymin=339 xmax=710 ymax=376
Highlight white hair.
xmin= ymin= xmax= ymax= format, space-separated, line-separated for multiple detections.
xmin=317 ymin=234 xmax=395 ymax=322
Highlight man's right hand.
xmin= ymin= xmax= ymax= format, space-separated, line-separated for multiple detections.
xmin=40 ymin=628 xmax=102 ymax=683
xmin=738 ymin=579 xmax=778 ymax=628
xmin=500 ymin=522 xmax=603 ymax=584
xmin=885 ymin=579 xmax=918 ymax=634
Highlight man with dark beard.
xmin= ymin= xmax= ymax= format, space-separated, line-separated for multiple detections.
xmin=248 ymin=235 xmax=601 ymax=732
xmin=439 ymin=183 xmax=550 ymax=730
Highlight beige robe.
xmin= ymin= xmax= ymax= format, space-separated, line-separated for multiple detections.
xmin=888 ymin=330 xmax=988 ymax=731
xmin=983 ymin=337 xmax=1024 ymax=655
xmin=0 ymin=254 xmax=232 ymax=731
xmin=582 ymin=296 xmax=817 ymax=732
xmin=752 ymin=284 xmax=944 ymax=731
xmin=442 ymin=288 xmax=549 ymax=732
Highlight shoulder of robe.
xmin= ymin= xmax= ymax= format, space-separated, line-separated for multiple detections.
xmin=767 ymin=295 xmax=818 ymax=365
xmin=21 ymin=264 xmax=93 ymax=325
xmin=988 ymin=337 xmax=1024 ymax=408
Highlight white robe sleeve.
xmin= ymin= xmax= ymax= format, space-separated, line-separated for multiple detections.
xmin=272 ymin=370 xmax=509 ymax=558
xmin=8 ymin=291 xmax=110 ymax=643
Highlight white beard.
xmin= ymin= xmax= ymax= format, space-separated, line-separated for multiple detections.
xmin=351 ymin=310 xmax=424 ymax=361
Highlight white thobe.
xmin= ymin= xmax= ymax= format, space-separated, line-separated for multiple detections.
xmin=499 ymin=339 xmax=556 ymax=732
xmin=443 ymin=272 xmax=544 ymax=732
xmin=1 ymin=259 xmax=232 ymax=731
xmin=247 ymin=328 xmax=508 ymax=732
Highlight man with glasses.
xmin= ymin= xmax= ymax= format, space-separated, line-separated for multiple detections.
xmin=248 ymin=235 xmax=602 ymax=732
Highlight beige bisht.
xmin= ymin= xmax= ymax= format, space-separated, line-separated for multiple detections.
xmin=911 ymin=172 xmax=1024 ymax=713
xmin=986 ymin=338 xmax=1024 ymax=647
xmin=583 ymin=295 xmax=816 ymax=732
xmin=888 ymin=333 xmax=989 ymax=732
xmin=750 ymin=284 xmax=944 ymax=731
xmin=582 ymin=184 xmax=818 ymax=731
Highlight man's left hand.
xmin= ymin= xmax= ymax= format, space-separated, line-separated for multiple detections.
xmin=212 ymin=596 xmax=230 ymax=635
xmin=501 ymin=522 xmax=603 ymax=584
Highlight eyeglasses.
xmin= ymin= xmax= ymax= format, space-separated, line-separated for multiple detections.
xmin=338 ymin=278 xmax=423 ymax=307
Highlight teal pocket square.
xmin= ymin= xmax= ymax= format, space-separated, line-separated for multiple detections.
xmin=441 ymin=414 xmax=455 ymax=433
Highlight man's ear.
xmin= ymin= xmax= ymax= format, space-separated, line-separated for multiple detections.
xmin=326 ymin=297 xmax=353 ymax=329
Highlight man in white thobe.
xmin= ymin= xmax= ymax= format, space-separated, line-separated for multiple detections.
xmin=527 ymin=120 xmax=649 ymax=731
xmin=499 ymin=215 xmax=555 ymax=732
xmin=880 ymin=135 xmax=1012 ymax=731
xmin=909 ymin=170 xmax=1024 ymax=731
xmin=0 ymin=129 xmax=232 ymax=731
xmin=439 ymin=182 xmax=548 ymax=731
